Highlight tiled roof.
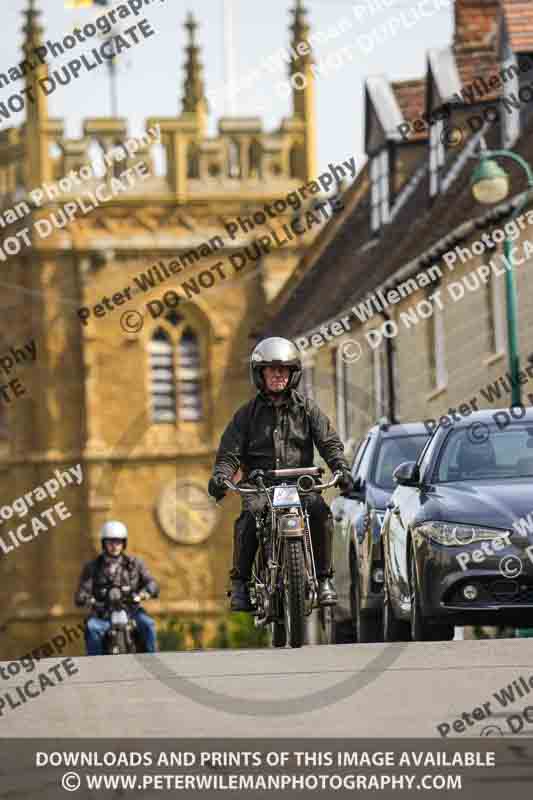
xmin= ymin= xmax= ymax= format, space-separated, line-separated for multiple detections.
xmin=501 ymin=0 xmax=533 ymax=52
xmin=264 ymin=107 xmax=533 ymax=340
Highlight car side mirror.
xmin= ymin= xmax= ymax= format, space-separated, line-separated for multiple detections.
xmin=393 ymin=461 xmax=420 ymax=487
xmin=346 ymin=475 xmax=365 ymax=500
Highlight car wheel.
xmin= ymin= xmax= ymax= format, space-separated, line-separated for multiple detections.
xmin=383 ymin=566 xmax=410 ymax=642
xmin=353 ymin=563 xmax=382 ymax=643
xmin=408 ymin=545 xmax=454 ymax=641
xmin=409 ymin=544 xmax=432 ymax=642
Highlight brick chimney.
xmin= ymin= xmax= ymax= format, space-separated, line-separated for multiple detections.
xmin=453 ymin=0 xmax=501 ymax=51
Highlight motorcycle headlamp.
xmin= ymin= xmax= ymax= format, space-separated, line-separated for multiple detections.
xmin=279 ymin=515 xmax=304 ymax=535
xmin=415 ymin=521 xmax=511 ymax=546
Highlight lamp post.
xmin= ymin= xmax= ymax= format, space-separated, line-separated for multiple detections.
xmin=471 ymin=150 xmax=533 ymax=407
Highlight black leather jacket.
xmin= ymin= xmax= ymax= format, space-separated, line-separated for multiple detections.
xmin=75 ymin=553 xmax=159 ymax=608
xmin=212 ymin=389 xmax=349 ymax=481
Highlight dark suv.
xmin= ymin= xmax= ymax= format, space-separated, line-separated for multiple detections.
xmin=331 ymin=421 xmax=429 ymax=642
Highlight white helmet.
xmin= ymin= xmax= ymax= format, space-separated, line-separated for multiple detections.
xmin=100 ymin=520 xmax=128 ymax=547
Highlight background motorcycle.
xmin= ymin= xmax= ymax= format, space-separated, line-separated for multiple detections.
xmin=224 ymin=467 xmax=341 ymax=648
xmin=88 ymin=586 xmax=149 ymax=655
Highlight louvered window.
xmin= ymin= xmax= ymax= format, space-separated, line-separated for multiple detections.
xmin=178 ymin=329 xmax=203 ymax=421
xmin=149 ymin=329 xmax=176 ymax=423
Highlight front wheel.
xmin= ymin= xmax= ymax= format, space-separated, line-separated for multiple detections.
xmin=283 ymin=539 xmax=306 ymax=648
xmin=409 ymin=546 xmax=453 ymax=641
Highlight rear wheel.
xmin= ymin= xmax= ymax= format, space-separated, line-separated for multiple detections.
xmin=283 ymin=539 xmax=306 ymax=648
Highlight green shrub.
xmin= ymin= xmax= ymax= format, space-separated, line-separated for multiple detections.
xmin=158 ymin=614 xmax=269 ymax=651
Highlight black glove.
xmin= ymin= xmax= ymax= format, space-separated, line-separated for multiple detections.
xmin=248 ymin=469 xmax=265 ymax=483
xmin=208 ymin=473 xmax=227 ymax=501
xmin=337 ymin=469 xmax=355 ymax=495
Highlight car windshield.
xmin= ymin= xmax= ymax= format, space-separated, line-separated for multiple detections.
xmin=373 ymin=435 xmax=429 ymax=490
xmin=435 ymin=424 xmax=533 ymax=482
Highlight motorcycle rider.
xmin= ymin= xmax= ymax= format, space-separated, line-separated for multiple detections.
xmin=208 ymin=337 xmax=354 ymax=612
xmin=75 ymin=520 xmax=159 ymax=655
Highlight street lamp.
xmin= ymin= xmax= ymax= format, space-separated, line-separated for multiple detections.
xmin=471 ymin=150 xmax=533 ymax=406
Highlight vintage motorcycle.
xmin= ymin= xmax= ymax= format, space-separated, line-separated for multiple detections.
xmin=224 ymin=467 xmax=341 ymax=648
xmin=89 ymin=586 xmax=148 ymax=655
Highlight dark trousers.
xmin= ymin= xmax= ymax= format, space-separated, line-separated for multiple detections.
xmin=230 ymin=492 xmax=334 ymax=581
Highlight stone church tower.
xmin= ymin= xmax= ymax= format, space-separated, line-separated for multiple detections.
xmin=0 ymin=0 xmax=320 ymax=657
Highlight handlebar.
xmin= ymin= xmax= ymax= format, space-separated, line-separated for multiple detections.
xmin=223 ymin=470 xmax=342 ymax=496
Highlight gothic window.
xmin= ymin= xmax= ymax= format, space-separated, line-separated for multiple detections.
xmin=149 ymin=328 xmax=176 ymax=423
xmin=429 ymin=118 xmax=445 ymax=197
xmin=151 ymin=142 xmax=167 ymax=177
xmin=87 ymin=138 xmax=106 ymax=176
xmin=249 ymin=139 xmax=262 ymax=178
xmin=370 ymin=148 xmax=390 ymax=233
xmin=112 ymin=141 xmax=128 ymax=178
xmin=187 ymin=142 xmax=200 ymax=179
xmin=228 ymin=139 xmax=241 ymax=179
xmin=178 ymin=328 xmax=203 ymax=421
xmin=289 ymin=144 xmax=302 ymax=179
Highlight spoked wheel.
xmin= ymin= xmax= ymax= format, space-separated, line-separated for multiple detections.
xmin=319 ymin=605 xmax=335 ymax=644
xmin=283 ymin=539 xmax=306 ymax=648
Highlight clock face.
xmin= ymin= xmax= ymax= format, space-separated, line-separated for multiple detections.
xmin=156 ymin=480 xmax=219 ymax=545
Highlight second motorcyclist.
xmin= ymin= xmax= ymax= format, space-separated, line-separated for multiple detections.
xmin=75 ymin=520 xmax=160 ymax=655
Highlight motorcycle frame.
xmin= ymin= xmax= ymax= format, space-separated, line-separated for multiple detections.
xmin=251 ymin=481 xmax=320 ymax=625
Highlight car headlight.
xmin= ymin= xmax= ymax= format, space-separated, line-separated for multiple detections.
xmin=415 ymin=521 xmax=511 ymax=546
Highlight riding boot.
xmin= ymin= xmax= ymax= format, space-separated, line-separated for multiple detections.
xmin=310 ymin=512 xmax=338 ymax=605
xmin=229 ymin=512 xmax=258 ymax=612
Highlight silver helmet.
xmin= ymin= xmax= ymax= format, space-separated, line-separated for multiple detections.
xmin=100 ymin=520 xmax=128 ymax=548
xmin=250 ymin=337 xmax=302 ymax=392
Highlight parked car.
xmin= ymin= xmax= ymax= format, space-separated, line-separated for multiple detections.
xmin=382 ymin=407 xmax=533 ymax=642
xmin=331 ymin=421 xmax=430 ymax=643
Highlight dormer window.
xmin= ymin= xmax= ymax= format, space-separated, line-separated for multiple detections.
xmin=429 ymin=117 xmax=445 ymax=197
xmin=370 ymin=147 xmax=390 ymax=233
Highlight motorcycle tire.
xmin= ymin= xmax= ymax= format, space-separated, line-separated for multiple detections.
xmin=283 ymin=538 xmax=306 ymax=649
